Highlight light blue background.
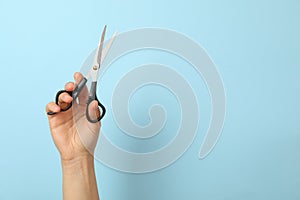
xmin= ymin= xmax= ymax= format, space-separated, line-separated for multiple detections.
xmin=0 ymin=0 xmax=299 ymax=199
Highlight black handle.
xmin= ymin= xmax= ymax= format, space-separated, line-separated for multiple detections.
xmin=86 ymin=95 xmax=106 ymax=123
xmin=47 ymin=78 xmax=106 ymax=123
xmin=85 ymin=81 xmax=106 ymax=123
xmin=47 ymin=90 xmax=73 ymax=115
xmin=47 ymin=78 xmax=87 ymax=115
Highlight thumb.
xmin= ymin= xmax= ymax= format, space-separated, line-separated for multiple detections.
xmin=87 ymin=100 xmax=101 ymax=123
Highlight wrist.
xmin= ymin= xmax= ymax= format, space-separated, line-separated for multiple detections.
xmin=61 ymin=154 xmax=95 ymax=175
xmin=61 ymin=154 xmax=100 ymax=200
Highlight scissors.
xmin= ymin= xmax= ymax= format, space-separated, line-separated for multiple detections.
xmin=47 ymin=25 xmax=116 ymax=123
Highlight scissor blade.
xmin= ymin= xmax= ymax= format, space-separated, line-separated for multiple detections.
xmin=101 ymin=31 xmax=117 ymax=63
xmin=96 ymin=25 xmax=107 ymax=68
xmin=90 ymin=27 xmax=117 ymax=82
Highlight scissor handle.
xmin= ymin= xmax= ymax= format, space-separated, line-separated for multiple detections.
xmin=47 ymin=89 xmax=106 ymax=123
xmin=47 ymin=79 xmax=106 ymax=123
xmin=86 ymin=95 xmax=106 ymax=123
xmin=47 ymin=78 xmax=87 ymax=115
xmin=47 ymin=90 xmax=73 ymax=115
xmin=85 ymin=81 xmax=106 ymax=123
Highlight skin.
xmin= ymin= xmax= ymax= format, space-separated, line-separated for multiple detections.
xmin=46 ymin=72 xmax=101 ymax=200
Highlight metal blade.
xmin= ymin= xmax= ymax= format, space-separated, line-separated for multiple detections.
xmin=92 ymin=25 xmax=106 ymax=70
xmin=101 ymin=31 xmax=117 ymax=63
xmin=95 ymin=25 xmax=107 ymax=69
xmin=90 ymin=27 xmax=118 ymax=81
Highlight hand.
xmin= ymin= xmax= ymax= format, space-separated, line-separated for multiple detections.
xmin=46 ymin=72 xmax=101 ymax=162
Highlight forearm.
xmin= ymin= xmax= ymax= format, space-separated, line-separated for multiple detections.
xmin=62 ymin=155 xmax=99 ymax=200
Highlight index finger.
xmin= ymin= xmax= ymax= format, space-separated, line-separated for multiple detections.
xmin=74 ymin=72 xmax=89 ymax=104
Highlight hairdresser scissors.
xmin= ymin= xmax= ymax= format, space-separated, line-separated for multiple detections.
xmin=47 ymin=25 xmax=116 ymax=123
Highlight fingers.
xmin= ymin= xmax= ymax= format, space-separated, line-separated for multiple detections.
xmin=57 ymin=91 xmax=73 ymax=110
xmin=74 ymin=72 xmax=89 ymax=104
xmin=74 ymin=72 xmax=84 ymax=83
xmin=46 ymin=102 xmax=61 ymax=115
xmin=47 ymin=72 xmax=95 ymax=118
xmin=64 ymin=81 xmax=75 ymax=91
xmin=55 ymin=72 xmax=82 ymax=110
